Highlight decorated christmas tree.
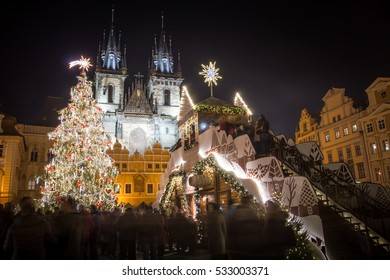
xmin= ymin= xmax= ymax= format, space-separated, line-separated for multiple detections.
xmin=40 ymin=57 xmax=118 ymax=210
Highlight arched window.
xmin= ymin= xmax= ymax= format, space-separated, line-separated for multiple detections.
xmin=30 ymin=148 xmax=38 ymax=162
xmin=28 ymin=178 xmax=35 ymax=190
xmin=164 ymin=89 xmax=170 ymax=105
xmin=108 ymin=84 xmax=114 ymax=103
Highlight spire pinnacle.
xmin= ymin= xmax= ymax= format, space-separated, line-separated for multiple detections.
xmin=111 ymin=6 xmax=115 ymax=25
xmin=161 ymin=11 xmax=164 ymax=29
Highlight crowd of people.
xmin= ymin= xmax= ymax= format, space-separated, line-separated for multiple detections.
xmin=0 ymin=194 xmax=296 ymax=260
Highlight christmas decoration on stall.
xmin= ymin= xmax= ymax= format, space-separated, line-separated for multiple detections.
xmin=191 ymin=156 xmax=250 ymax=244
xmin=160 ymin=170 xmax=187 ymax=215
xmin=199 ymin=61 xmax=222 ymax=97
xmin=39 ymin=56 xmax=118 ymax=210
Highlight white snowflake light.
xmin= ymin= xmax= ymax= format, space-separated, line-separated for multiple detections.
xmin=199 ymin=61 xmax=222 ymax=86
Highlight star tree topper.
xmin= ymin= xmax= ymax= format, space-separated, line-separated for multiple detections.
xmin=69 ymin=56 xmax=92 ymax=73
xmin=199 ymin=61 xmax=222 ymax=97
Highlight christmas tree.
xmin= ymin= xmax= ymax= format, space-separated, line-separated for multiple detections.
xmin=40 ymin=57 xmax=118 ymax=210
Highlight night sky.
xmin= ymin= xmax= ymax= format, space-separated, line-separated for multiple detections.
xmin=2 ymin=0 xmax=390 ymax=139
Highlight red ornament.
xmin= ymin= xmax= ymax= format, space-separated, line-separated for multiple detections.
xmin=77 ymin=181 xmax=82 ymax=187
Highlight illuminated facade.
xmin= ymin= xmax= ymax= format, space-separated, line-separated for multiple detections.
xmin=0 ymin=113 xmax=25 ymax=204
xmin=359 ymin=78 xmax=390 ymax=186
xmin=95 ymin=11 xmax=183 ymax=154
xmin=106 ymin=141 xmax=170 ymax=206
xmin=295 ymin=108 xmax=319 ymax=144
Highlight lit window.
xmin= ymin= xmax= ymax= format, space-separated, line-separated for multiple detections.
xmin=122 ymin=163 xmax=127 ymax=169
xmin=147 ymin=183 xmax=153 ymax=193
xmin=352 ymin=124 xmax=358 ymax=132
xmin=325 ymin=134 xmax=330 ymax=142
xmin=343 ymin=127 xmax=349 ymax=136
xmin=366 ymin=123 xmax=373 ymax=133
xmin=0 ymin=144 xmax=4 ymax=157
xmin=148 ymin=164 xmax=152 ymax=169
xmin=28 ymin=179 xmax=35 ymax=190
xmin=374 ymin=167 xmax=382 ymax=181
xmin=335 ymin=130 xmax=341 ymax=139
xmin=155 ymin=164 xmax=160 ymax=169
xmin=370 ymin=143 xmax=378 ymax=154
xmin=382 ymin=139 xmax=389 ymax=151
xmin=378 ymin=119 xmax=386 ymax=130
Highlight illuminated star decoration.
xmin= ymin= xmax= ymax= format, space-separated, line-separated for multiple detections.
xmin=69 ymin=56 xmax=92 ymax=72
xmin=199 ymin=61 xmax=222 ymax=97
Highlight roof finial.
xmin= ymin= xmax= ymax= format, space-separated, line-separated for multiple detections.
xmin=111 ymin=5 xmax=115 ymax=25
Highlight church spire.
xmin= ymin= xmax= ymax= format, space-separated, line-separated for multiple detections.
xmin=98 ymin=6 xmax=124 ymax=72
xmin=152 ymin=12 xmax=176 ymax=75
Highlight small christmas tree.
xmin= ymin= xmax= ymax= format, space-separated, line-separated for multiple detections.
xmin=40 ymin=57 xmax=118 ymax=210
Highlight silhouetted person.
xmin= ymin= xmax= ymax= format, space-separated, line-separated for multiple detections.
xmin=3 ymin=196 xmax=56 ymax=259
xmin=116 ymin=207 xmax=138 ymax=259
xmin=207 ymin=203 xmax=228 ymax=259
xmin=254 ymin=114 xmax=270 ymax=156
xmin=53 ymin=197 xmax=84 ymax=259
xmin=228 ymin=195 xmax=264 ymax=259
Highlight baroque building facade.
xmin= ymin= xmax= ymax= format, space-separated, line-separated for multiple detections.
xmin=296 ymin=80 xmax=390 ymax=186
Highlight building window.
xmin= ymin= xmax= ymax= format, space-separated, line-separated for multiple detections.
xmin=343 ymin=127 xmax=349 ymax=136
xmin=162 ymin=164 xmax=167 ymax=169
xmin=357 ymin=163 xmax=365 ymax=179
xmin=122 ymin=163 xmax=127 ymax=169
xmin=30 ymin=148 xmax=38 ymax=162
xmin=332 ymin=117 xmax=336 ymax=123
xmin=27 ymin=179 xmax=35 ymax=190
xmin=158 ymin=183 xmax=160 ymax=191
xmin=387 ymin=166 xmax=390 ymax=181
xmin=148 ymin=164 xmax=152 ymax=169
xmin=370 ymin=143 xmax=378 ymax=154
xmin=125 ymin=184 xmax=132 ymax=194
xmin=155 ymin=164 xmax=160 ymax=169
xmin=381 ymin=91 xmax=387 ymax=98
xmin=366 ymin=123 xmax=373 ymax=133
xmin=335 ymin=130 xmax=341 ymax=139
xmin=164 ymin=89 xmax=171 ymax=105
xmin=337 ymin=115 xmax=341 ymax=121
xmin=0 ymin=143 xmax=4 ymax=157
xmin=337 ymin=150 xmax=344 ymax=162
xmin=147 ymin=183 xmax=153 ymax=193
xmin=352 ymin=124 xmax=358 ymax=132
xmin=382 ymin=139 xmax=390 ymax=151
xmin=374 ymin=167 xmax=382 ymax=181
xmin=108 ymin=85 xmax=114 ymax=103
xmin=378 ymin=119 xmax=386 ymax=130
xmin=327 ymin=152 xmax=333 ymax=163
xmin=303 ymin=122 xmax=307 ymax=131
xmin=166 ymin=127 xmax=169 ymax=134
xmin=355 ymin=145 xmax=361 ymax=156
xmin=325 ymin=134 xmax=330 ymax=142
xmin=346 ymin=147 xmax=352 ymax=159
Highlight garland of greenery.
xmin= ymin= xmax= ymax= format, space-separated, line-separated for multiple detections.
xmin=194 ymin=104 xmax=247 ymax=115
xmin=160 ymin=170 xmax=187 ymax=214
xmin=192 ymin=156 xmax=250 ymax=244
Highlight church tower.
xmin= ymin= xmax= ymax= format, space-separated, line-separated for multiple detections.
xmin=95 ymin=8 xmax=128 ymax=113
xmin=147 ymin=13 xmax=183 ymax=118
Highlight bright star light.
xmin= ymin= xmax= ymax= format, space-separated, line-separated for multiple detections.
xmin=69 ymin=56 xmax=92 ymax=72
xmin=199 ymin=61 xmax=222 ymax=87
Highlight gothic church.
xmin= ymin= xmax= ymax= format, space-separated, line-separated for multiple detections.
xmin=95 ymin=10 xmax=183 ymax=154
